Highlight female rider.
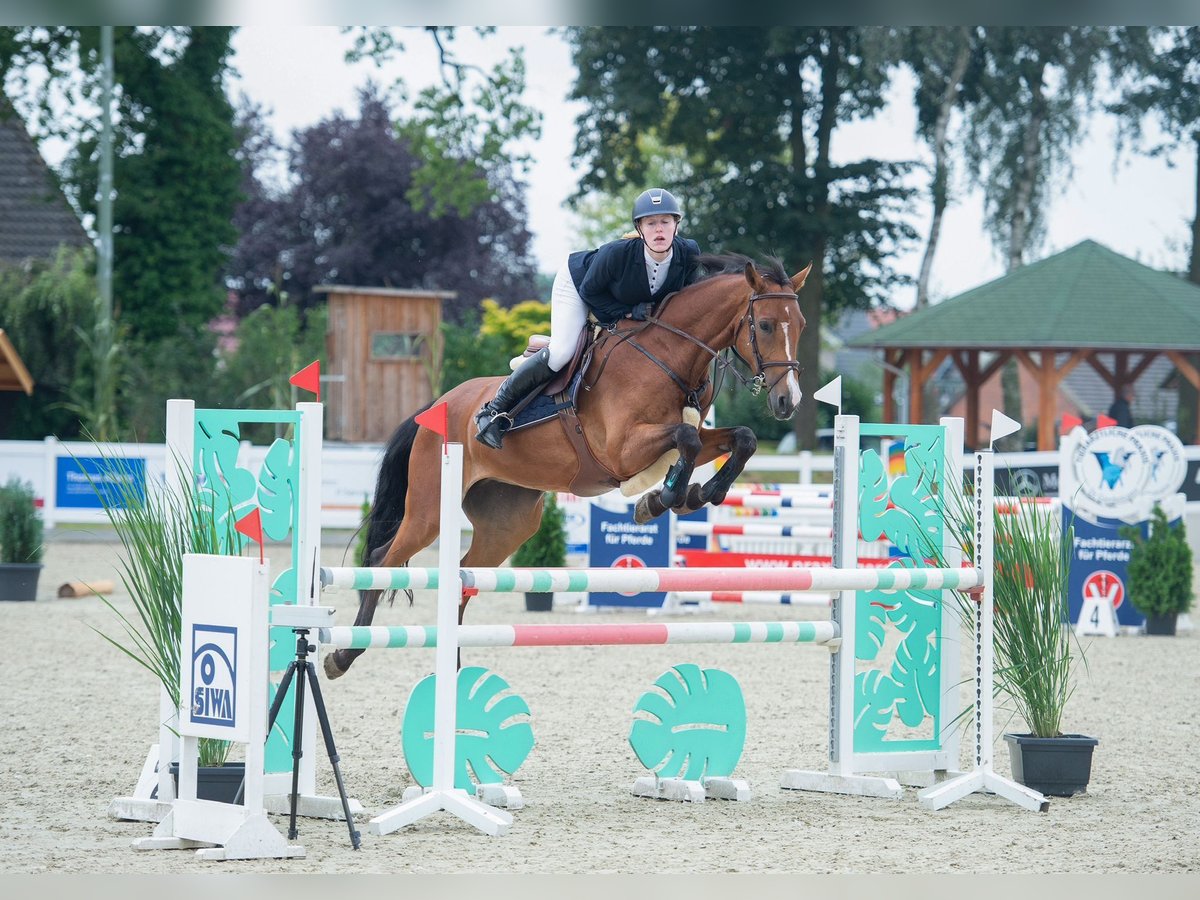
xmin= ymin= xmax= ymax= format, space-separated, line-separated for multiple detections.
xmin=475 ymin=187 xmax=703 ymax=449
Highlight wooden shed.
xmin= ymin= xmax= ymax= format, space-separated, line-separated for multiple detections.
xmin=317 ymin=285 xmax=456 ymax=442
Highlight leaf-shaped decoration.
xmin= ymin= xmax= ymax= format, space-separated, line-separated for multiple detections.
xmin=878 ymin=477 xmax=941 ymax=559
xmin=258 ymin=438 xmax=297 ymax=541
xmin=628 ymin=664 xmax=746 ymax=780
xmin=858 ymin=449 xmax=890 ymax=542
xmin=891 ymin=636 xmax=934 ymax=729
xmin=194 ymin=413 xmax=258 ymax=552
xmin=855 ymin=591 xmax=889 ymax=661
xmin=402 ymin=667 xmax=534 ymax=791
xmin=852 ymin=669 xmax=898 ymax=746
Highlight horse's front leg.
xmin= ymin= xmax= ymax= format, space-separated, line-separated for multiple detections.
xmin=324 ymin=587 xmax=382 ymax=679
xmin=693 ymin=425 xmax=758 ymax=507
xmin=632 ymin=422 xmax=702 ymax=524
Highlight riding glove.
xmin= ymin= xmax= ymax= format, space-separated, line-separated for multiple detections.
xmin=629 ymin=302 xmax=653 ymax=320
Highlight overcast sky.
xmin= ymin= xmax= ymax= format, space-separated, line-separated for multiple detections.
xmin=230 ymin=25 xmax=1196 ymax=308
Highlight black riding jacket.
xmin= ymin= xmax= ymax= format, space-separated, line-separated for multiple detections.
xmin=567 ymin=235 xmax=703 ymax=326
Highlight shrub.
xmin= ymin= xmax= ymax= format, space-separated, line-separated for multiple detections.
xmin=0 ymin=477 xmax=44 ymax=564
xmin=511 ymin=492 xmax=567 ymax=568
xmin=1121 ymin=505 xmax=1194 ymax=618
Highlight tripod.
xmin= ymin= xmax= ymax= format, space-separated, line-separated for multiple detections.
xmin=264 ymin=626 xmax=362 ymax=849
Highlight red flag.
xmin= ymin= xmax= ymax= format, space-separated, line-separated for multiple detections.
xmin=235 ymin=507 xmax=265 ymax=564
xmin=1060 ymin=413 xmax=1083 ymax=433
xmin=290 ymin=360 xmax=321 ymax=402
xmin=1096 ymin=414 xmax=1117 ymax=430
xmin=414 ymin=402 xmax=450 ymax=454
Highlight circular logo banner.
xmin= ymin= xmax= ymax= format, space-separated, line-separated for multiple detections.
xmin=1129 ymin=424 xmax=1187 ymax=501
xmin=1069 ymin=426 xmax=1151 ymax=516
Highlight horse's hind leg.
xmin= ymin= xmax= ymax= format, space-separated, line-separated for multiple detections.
xmin=323 ymin=495 xmax=442 ymax=680
xmin=460 ymin=480 xmax=548 ymax=609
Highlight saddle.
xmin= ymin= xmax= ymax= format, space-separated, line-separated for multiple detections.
xmin=503 ymin=325 xmax=621 ymax=494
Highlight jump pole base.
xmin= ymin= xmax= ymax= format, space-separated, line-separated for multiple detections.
xmin=369 ymin=788 xmax=513 ymax=837
xmin=402 ymin=783 xmax=525 ymax=810
xmin=109 ymin=797 xmax=171 ymax=823
xmin=778 ymin=769 xmax=903 ymax=799
xmin=917 ymin=769 xmax=1049 ymax=813
xmin=262 ymin=792 xmax=365 ymax=820
xmin=631 ymin=776 xmax=751 ymax=802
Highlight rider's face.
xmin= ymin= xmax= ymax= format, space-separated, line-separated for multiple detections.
xmin=638 ymin=215 xmax=678 ymax=258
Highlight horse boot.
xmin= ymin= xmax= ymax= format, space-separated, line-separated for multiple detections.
xmin=474 ymin=347 xmax=557 ymax=450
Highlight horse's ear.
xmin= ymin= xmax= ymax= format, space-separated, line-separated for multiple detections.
xmin=744 ymin=261 xmax=766 ymax=293
xmin=790 ymin=262 xmax=813 ymax=292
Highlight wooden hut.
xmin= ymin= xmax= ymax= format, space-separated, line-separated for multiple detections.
xmin=317 ymin=285 xmax=456 ymax=442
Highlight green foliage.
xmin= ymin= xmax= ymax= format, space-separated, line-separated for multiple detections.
xmin=401 ymin=666 xmax=534 ymax=790
xmin=0 ymin=247 xmax=99 ymax=439
xmin=511 ymin=493 xmax=566 ymax=568
xmin=1121 ymin=505 xmax=1194 ymax=618
xmin=216 ymin=304 xmax=328 ymax=429
xmin=439 ymin=313 xmax=514 ymax=390
xmin=90 ymin=449 xmax=239 ymax=766
xmin=0 ymin=477 xmax=43 ymax=564
xmin=935 ymin=479 xmax=1082 ymax=738
xmin=480 ymin=299 xmax=551 ymax=358
xmin=346 ymin=26 xmax=542 ymax=220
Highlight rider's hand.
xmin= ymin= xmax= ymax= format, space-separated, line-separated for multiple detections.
xmin=629 ymin=302 xmax=653 ymax=320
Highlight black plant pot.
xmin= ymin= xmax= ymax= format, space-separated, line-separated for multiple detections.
xmin=1004 ymin=733 xmax=1098 ymax=797
xmin=1143 ymin=613 xmax=1178 ymax=636
xmin=166 ymin=762 xmax=246 ymax=805
xmin=524 ymin=591 xmax=553 ymax=612
xmin=0 ymin=562 xmax=42 ymax=601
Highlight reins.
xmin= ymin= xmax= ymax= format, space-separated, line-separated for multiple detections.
xmin=582 ymin=282 xmax=802 ymax=409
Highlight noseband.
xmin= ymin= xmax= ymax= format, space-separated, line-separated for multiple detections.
xmin=734 ymin=289 xmax=804 ymax=395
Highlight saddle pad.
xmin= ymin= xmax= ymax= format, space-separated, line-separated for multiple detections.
xmin=507 ymin=368 xmax=583 ymax=434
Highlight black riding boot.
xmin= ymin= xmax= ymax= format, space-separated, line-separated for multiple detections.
xmin=475 ymin=347 xmax=557 ymax=449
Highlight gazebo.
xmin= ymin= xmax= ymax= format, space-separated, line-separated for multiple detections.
xmin=849 ymin=240 xmax=1200 ymax=449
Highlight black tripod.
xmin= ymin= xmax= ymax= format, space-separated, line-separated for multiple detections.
xmin=264 ymin=626 xmax=361 ymax=850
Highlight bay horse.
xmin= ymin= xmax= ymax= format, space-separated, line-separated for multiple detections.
xmin=324 ymin=253 xmax=811 ymax=679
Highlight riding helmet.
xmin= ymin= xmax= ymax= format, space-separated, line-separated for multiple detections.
xmin=632 ymin=188 xmax=682 ymax=224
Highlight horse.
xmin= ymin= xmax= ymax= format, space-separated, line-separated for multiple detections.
xmin=324 ymin=253 xmax=811 ymax=679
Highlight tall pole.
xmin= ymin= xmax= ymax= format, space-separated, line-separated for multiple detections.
xmin=98 ymin=25 xmax=113 ymax=324
xmin=94 ymin=25 xmax=115 ymax=439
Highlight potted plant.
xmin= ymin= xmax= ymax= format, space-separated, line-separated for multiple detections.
xmin=1121 ymin=504 xmax=1194 ymax=636
xmin=938 ymin=484 xmax=1097 ymax=797
xmin=0 ymin=477 xmax=44 ymax=602
xmin=511 ymin=491 xmax=567 ymax=611
xmin=90 ymin=453 xmax=242 ymax=800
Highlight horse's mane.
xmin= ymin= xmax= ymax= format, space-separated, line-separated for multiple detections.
xmin=695 ymin=253 xmax=790 ymax=288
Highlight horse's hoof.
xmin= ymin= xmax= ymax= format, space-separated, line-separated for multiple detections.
xmin=671 ymin=483 xmax=705 ymax=514
xmin=633 ymin=494 xmax=657 ymax=524
xmin=323 ymin=653 xmax=346 ymax=680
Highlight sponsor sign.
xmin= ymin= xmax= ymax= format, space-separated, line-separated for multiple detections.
xmin=588 ymin=504 xmax=670 ymax=607
xmin=56 ymin=456 xmax=145 ymax=509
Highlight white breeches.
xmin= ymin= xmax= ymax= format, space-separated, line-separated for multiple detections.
xmin=547 ymin=261 xmax=588 ymax=372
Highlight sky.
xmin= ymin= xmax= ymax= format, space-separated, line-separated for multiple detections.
xmin=228 ymin=25 xmax=1197 ymax=310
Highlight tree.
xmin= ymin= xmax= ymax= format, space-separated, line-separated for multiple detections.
xmin=1 ymin=27 xmax=243 ymax=346
xmin=568 ymin=26 xmax=917 ymax=448
xmin=227 ymin=89 xmax=539 ymax=323
xmin=1108 ymin=25 xmax=1200 ymax=440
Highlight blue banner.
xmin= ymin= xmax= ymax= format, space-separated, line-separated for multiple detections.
xmin=588 ymin=504 xmax=670 ymax=608
xmin=1064 ymin=505 xmax=1144 ymax=628
xmin=56 ymin=456 xmax=146 ymax=509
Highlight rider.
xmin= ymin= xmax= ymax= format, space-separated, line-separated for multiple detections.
xmin=474 ymin=187 xmax=703 ymax=449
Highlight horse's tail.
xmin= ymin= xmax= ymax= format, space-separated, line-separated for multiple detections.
xmin=362 ymin=401 xmax=433 ymax=566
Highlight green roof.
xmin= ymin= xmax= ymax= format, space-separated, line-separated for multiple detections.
xmin=849 ymin=240 xmax=1200 ymax=351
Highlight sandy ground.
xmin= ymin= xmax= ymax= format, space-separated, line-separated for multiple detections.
xmin=1 ymin=528 xmax=1198 ymax=875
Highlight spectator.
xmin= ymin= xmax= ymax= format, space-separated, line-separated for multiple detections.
xmin=1107 ymin=384 xmax=1135 ymax=428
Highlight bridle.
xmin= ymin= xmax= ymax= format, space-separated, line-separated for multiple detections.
xmin=729 ymin=288 xmax=805 ymax=396
xmin=584 ymin=282 xmax=803 ymax=407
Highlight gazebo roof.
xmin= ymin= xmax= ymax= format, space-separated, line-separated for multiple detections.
xmin=849 ymin=240 xmax=1200 ymax=351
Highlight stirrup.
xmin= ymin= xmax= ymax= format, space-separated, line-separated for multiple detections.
xmin=475 ymin=409 xmax=514 ymax=449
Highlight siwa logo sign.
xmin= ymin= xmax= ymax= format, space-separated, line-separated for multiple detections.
xmin=190 ymin=624 xmax=237 ymax=729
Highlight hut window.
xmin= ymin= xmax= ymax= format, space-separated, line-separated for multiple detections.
xmin=371 ymin=332 xmax=424 ymax=360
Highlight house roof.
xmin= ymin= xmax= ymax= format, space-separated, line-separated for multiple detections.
xmin=848 ymin=239 xmax=1200 ymax=351
xmin=0 ymin=98 xmax=89 ymax=264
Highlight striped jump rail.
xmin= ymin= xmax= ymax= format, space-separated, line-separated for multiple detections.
xmin=672 ymin=591 xmax=832 ymax=607
xmin=674 ymin=521 xmax=889 ymax=543
xmin=315 ymin=565 xmax=983 ymax=594
xmin=318 ymin=620 xmax=840 ymax=649
xmin=719 ymin=494 xmax=834 ymax=510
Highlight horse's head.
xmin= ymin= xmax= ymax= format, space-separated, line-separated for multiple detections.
xmin=733 ymin=260 xmax=811 ymax=420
